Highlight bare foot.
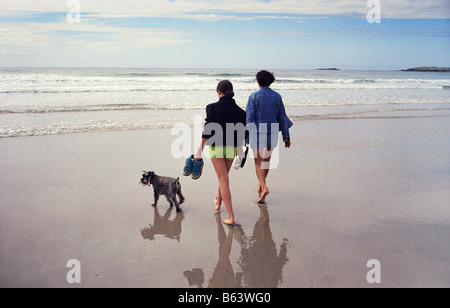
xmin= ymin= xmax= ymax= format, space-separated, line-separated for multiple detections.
xmin=257 ymin=189 xmax=269 ymax=204
xmin=258 ymin=185 xmax=262 ymax=193
xmin=223 ymin=218 xmax=236 ymax=226
xmin=214 ymin=197 xmax=221 ymax=211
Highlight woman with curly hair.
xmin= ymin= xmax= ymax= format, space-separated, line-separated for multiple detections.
xmin=246 ymin=70 xmax=293 ymax=204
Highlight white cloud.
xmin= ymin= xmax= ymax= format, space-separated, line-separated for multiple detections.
xmin=0 ymin=0 xmax=449 ymax=19
xmin=80 ymin=13 xmax=309 ymax=22
xmin=0 ymin=21 xmax=193 ymax=61
xmin=1 ymin=1 xmax=448 ymax=67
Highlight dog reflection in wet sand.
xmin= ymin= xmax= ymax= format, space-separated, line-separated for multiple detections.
xmin=141 ymin=207 xmax=185 ymax=242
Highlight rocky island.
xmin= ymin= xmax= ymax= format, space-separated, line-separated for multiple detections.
xmin=316 ymin=68 xmax=340 ymax=71
xmin=402 ymin=67 xmax=450 ymax=72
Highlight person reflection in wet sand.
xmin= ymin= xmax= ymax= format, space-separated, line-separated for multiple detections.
xmin=236 ymin=205 xmax=289 ymax=288
xmin=184 ymin=206 xmax=288 ymax=288
xmin=141 ymin=207 xmax=184 ymax=242
xmin=208 ymin=212 xmax=243 ymax=288
xmin=184 ymin=213 xmax=242 ymax=288
xmin=184 ymin=268 xmax=205 ymax=288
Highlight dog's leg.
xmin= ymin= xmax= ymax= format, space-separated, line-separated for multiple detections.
xmin=152 ymin=192 xmax=160 ymax=207
xmin=174 ymin=199 xmax=182 ymax=213
xmin=170 ymin=191 xmax=182 ymax=213
xmin=165 ymin=195 xmax=174 ymax=208
xmin=175 ymin=178 xmax=185 ymax=205
xmin=177 ymin=190 xmax=185 ymax=205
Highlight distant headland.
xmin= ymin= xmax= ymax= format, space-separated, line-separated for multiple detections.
xmin=402 ymin=67 xmax=450 ymax=72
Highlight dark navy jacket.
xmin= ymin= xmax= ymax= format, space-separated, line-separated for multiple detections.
xmin=202 ymin=96 xmax=247 ymax=147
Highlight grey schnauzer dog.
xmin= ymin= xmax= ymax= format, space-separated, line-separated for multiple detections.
xmin=140 ymin=171 xmax=185 ymax=212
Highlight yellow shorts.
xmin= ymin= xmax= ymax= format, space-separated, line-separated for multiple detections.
xmin=209 ymin=146 xmax=237 ymax=160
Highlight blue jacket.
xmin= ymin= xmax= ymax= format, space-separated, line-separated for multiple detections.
xmin=246 ymin=87 xmax=293 ymax=142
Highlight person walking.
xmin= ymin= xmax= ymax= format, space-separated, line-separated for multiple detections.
xmin=246 ymin=70 xmax=293 ymax=204
xmin=184 ymin=80 xmax=246 ymax=226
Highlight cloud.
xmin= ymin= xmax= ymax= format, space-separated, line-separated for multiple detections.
xmin=1 ymin=1 xmax=448 ymax=68
xmin=0 ymin=0 xmax=449 ymax=19
xmin=0 ymin=21 xmax=193 ymax=60
xmin=81 ymin=13 xmax=312 ymax=22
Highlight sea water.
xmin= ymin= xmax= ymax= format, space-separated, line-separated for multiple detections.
xmin=0 ymin=67 xmax=449 ymax=138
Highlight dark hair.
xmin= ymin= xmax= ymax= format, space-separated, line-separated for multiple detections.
xmin=256 ymin=70 xmax=276 ymax=87
xmin=217 ymin=80 xmax=234 ymax=98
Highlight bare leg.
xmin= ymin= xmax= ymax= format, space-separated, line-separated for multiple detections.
xmin=215 ymin=187 xmax=222 ymax=212
xmin=211 ymin=158 xmax=235 ymax=225
xmin=254 ymin=148 xmax=272 ymax=204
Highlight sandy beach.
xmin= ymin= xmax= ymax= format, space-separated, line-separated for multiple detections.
xmin=0 ymin=116 xmax=449 ymax=288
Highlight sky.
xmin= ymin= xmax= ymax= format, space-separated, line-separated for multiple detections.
xmin=0 ymin=0 xmax=449 ymax=70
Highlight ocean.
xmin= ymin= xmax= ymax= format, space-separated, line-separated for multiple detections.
xmin=0 ymin=67 xmax=449 ymax=138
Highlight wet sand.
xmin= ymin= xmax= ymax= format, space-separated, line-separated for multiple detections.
xmin=0 ymin=116 xmax=449 ymax=288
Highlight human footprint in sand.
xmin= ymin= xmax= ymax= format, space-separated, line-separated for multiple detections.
xmin=195 ymin=80 xmax=247 ymax=226
xmin=246 ymin=70 xmax=293 ymax=204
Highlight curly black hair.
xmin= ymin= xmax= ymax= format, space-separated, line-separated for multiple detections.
xmin=256 ymin=70 xmax=276 ymax=87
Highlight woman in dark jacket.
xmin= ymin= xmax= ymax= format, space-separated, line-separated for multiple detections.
xmin=194 ymin=80 xmax=246 ymax=226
